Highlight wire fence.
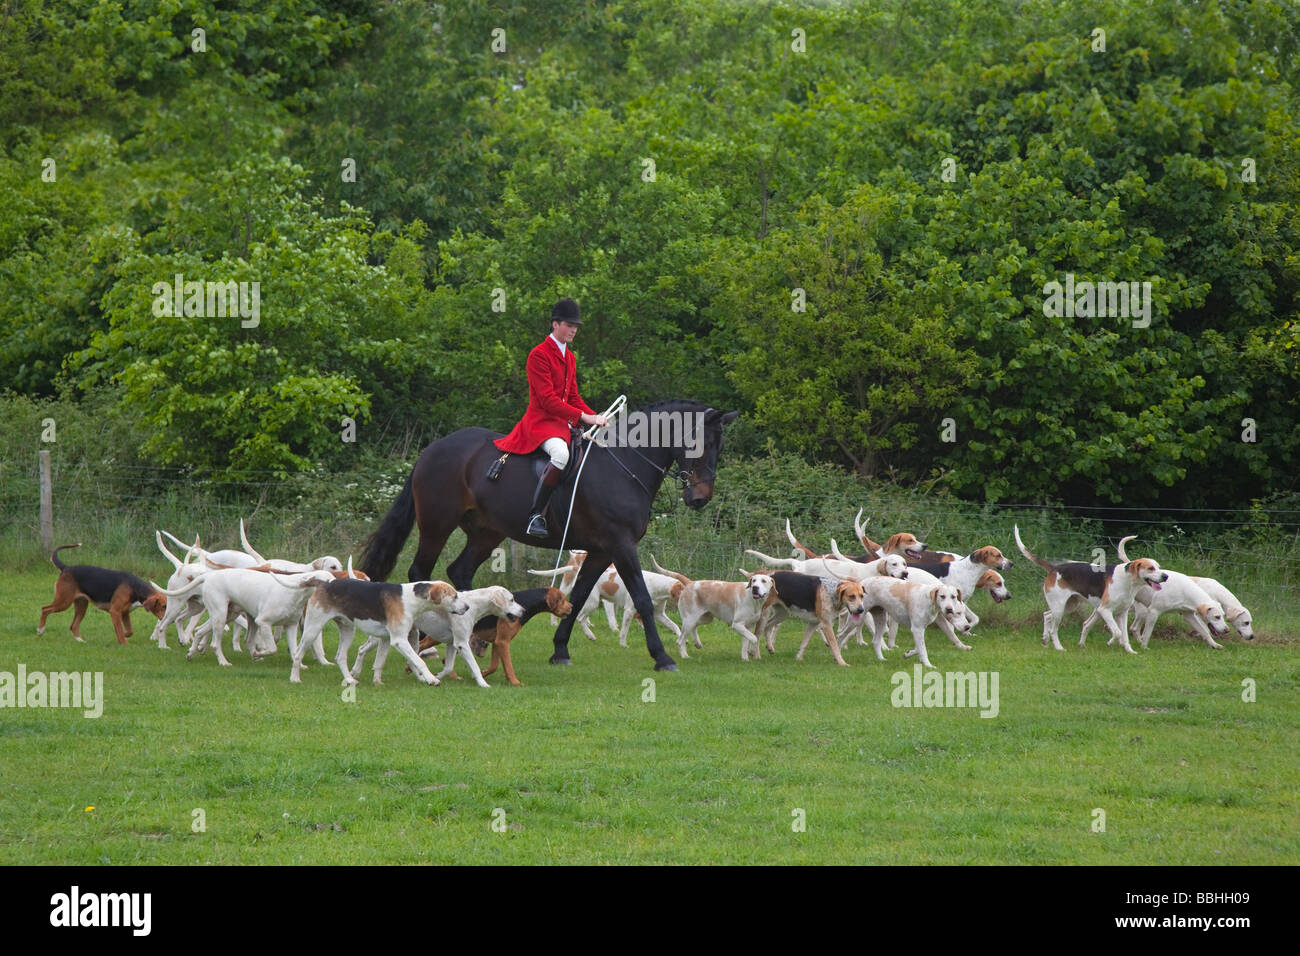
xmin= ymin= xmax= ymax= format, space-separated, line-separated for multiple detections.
xmin=3 ymin=458 xmax=1297 ymax=621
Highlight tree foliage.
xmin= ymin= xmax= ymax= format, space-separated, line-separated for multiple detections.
xmin=1 ymin=0 xmax=1298 ymax=505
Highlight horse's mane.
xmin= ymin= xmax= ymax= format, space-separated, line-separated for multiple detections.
xmin=630 ymin=398 xmax=715 ymax=416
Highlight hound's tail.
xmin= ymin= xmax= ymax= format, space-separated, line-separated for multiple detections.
xmin=360 ymin=469 xmax=416 ymax=581
xmin=239 ymin=518 xmax=267 ymax=563
xmin=785 ymin=520 xmax=819 ymax=559
xmin=650 ymin=555 xmax=691 ymax=586
xmin=854 ymin=508 xmax=883 ymax=554
xmin=156 ymin=531 xmax=185 ymax=572
xmin=1012 ymin=525 xmax=1054 ymax=573
xmin=743 ymin=548 xmax=795 ymax=569
xmin=51 ymin=543 xmax=82 ymax=571
xmin=1116 ymin=535 xmax=1136 ymax=563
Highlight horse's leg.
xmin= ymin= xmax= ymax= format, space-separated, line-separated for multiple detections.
xmin=610 ymin=548 xmax=677 ymax=671
xmin=446 ymin=527 xmax=505 ymax=591
xmin=408 ymin=515 xmax=459 ymax=582
xmin=550 ymin=551 xmax=610 ymax=665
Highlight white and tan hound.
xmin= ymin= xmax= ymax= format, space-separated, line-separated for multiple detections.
xmin=1090 ymin=540 xmax=1230 ymax=649
xmin=1188 ymin=576 xmax=1254 ymax=641
xmin=1094 ymin=569 xmax=1229 ymax=649
xmin=651 ymin=557 xmax=775 ymax=660
xmin=859 ymin=577 xmax=971 ymax=668
xmin=155 ymin=565 xmax=338 ymax=665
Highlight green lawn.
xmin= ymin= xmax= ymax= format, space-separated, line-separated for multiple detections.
xmin=2 ymin=570 xmax=1296 ymax=865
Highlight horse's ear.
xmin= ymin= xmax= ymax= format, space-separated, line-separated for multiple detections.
xmin=720 ymin=410 xmax=739 ymax=425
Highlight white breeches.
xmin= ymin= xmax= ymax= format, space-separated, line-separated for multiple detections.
xmin=542 ymin=437 xmax=569 ymax=470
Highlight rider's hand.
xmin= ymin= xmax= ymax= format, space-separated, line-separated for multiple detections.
xmin=582 ymin=413 xmax=608 ymax=427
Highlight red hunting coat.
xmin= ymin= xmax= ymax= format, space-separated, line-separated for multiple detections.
xmin=495 ymin=335 xmax=596 ymax=454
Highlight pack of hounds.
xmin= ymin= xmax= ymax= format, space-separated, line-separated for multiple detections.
xmin=37 ymin=509 xmax=1255 ymax=687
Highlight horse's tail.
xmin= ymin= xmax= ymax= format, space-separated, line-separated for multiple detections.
xmin=360 ymin=470 xmax=417 ymax=581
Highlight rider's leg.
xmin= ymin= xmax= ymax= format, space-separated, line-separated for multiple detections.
xmin=526 ymin=438 xmax=569 ymax=538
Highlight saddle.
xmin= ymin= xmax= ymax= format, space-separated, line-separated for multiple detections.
xmin=487 ymin=427 xmax=585 ymax=481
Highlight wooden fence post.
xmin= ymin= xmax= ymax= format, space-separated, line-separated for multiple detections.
xmin=39 ymin=449 xmax=53 ymax=553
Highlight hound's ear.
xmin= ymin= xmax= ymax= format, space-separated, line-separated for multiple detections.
xmin=1127 ymin=561 xmax=1141 ymax=578
xmin=954 ymin=587 xmax=963 ymax=601
xmin=930 ymin=588 xmax=939 ymax=606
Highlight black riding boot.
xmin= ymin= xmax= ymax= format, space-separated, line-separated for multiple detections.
xmin=526 ymin=464 xmax=564 ymax=538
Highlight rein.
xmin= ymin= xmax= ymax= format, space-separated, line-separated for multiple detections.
xmin=545 ymin=397 xmax=713 ymax=582
xmin=600 ymin=442 xmax=672 ymax=498
xmin=597 ymin=429 xmax=716 ymax=496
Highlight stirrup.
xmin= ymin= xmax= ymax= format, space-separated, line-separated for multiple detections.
xmin=526 ymin=513 xmax=549 ymax=538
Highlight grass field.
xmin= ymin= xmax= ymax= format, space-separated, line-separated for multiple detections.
xmin=2 ymin=567 xmax=1297 ymax=866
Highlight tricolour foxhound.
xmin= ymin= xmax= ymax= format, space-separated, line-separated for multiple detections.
xmin=292 ymin=578 xmax=468 ymax=686
xmin=1013 ymin=526 xmax=1167 ymax=653
xmin=758 ymin=571 xmax=868 ymax=666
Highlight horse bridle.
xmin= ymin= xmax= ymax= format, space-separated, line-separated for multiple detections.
xmin=594 ymin=440 xmax=714 ymax=498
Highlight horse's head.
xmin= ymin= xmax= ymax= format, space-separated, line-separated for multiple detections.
xmin=677 ymin=407 xmax=739 ymax=509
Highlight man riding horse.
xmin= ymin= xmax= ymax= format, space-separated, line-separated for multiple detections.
xmin=357 ymin=294 xmax=738 ymax=673
xmin=495 ymin=298 xmax=608 ymax=538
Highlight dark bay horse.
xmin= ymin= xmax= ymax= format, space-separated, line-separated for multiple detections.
xmin=360 ymin=400 xmax=738 ymax=671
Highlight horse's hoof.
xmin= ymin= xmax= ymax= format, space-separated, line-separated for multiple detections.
xmin=655 ymin=660 xmax=678 ymax=672
xmin=549 ymin=656 xmax=572 ymax=666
